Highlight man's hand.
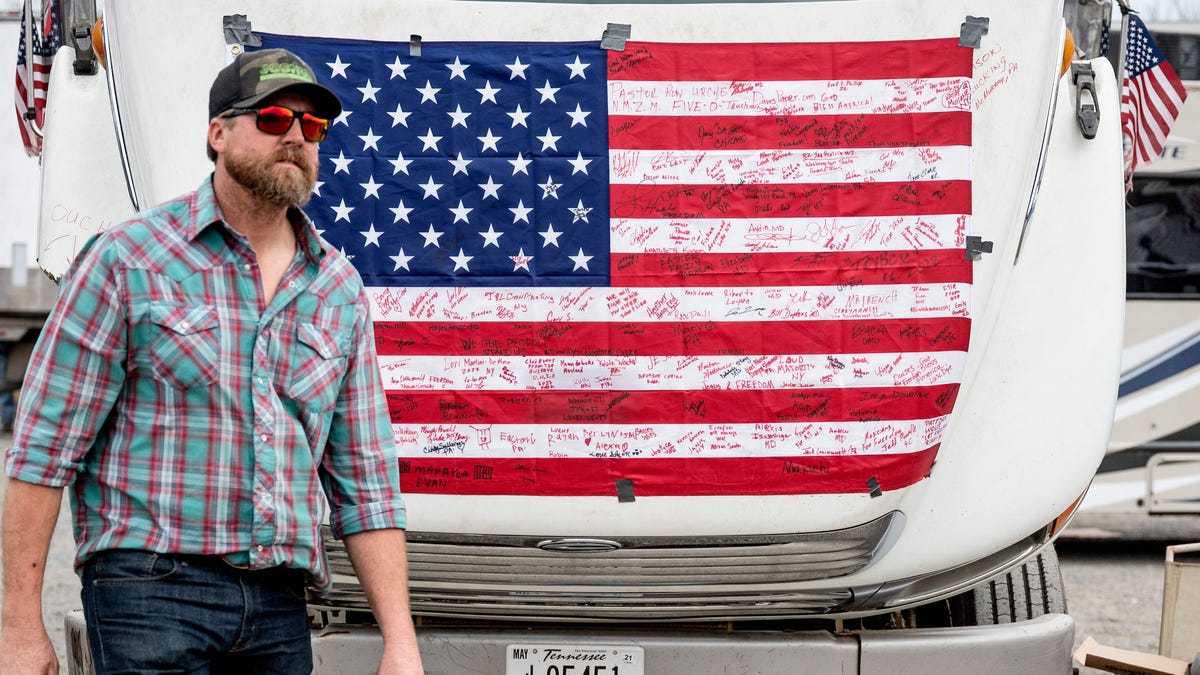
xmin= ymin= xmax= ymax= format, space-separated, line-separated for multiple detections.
xmin=0 ymin=623 xmax=59 ymax=674
xmin=378 ymin=640 xmax=424 ymax=675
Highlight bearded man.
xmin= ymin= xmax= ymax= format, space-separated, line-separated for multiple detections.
xmin=0 ymin=49 xmax=424 ymax=675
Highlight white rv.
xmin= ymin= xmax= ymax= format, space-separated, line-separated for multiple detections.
xmin=31 ymin=0 xmax=1125 ymax=672
xmin=1080 ymin=21 xmax=1200 ymax=520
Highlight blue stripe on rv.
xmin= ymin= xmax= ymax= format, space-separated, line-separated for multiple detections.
xmin=1119 ymin=332 xmax=1200 ymax=397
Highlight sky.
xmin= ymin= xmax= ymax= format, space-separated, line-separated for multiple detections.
xmin=0 ymin=17 xmax=43 ymax=271
xmin=1117 ymin=0 xmax=1200 ymax=21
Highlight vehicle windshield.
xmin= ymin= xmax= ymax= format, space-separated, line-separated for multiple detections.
xmin=1127 ymin=175 xmax=1200 ymax=295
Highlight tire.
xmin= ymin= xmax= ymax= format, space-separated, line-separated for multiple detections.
xmin=969 ymin=545 xmax=1066 ymax=624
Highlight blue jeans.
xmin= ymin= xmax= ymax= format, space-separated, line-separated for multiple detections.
xmin=80 ymin=550 xmax=313 ymax=674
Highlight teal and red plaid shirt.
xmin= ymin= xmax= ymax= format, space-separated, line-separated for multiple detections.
xmin=5 ymin=177 xmax=406 ymax=591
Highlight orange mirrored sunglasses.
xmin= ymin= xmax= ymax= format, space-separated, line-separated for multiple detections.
xmin=226 ymin=105 xmax=330 ymax=142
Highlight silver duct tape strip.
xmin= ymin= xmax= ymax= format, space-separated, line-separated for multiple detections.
xmin=223 ymin=14 xmax=261 ymax=55
xmin=615 ymin=478 xmax=636 ymax=502
xmin=959 ymin=15 xmax=990 ymax=48
xmin=602 ymin=23 xmax=632 ymax=51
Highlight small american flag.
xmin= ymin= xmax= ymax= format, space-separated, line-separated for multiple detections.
xmin=13 ymin=0 xmax=61 ymax=158
xmin=1121 ymin=13 xmax=1188 ymax=175
xmin=259 ymin=32 xmax=974 ymax=498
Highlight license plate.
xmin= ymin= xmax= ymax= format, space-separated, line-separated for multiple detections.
xmin=505 ymin=644 xmax=645 ymax=675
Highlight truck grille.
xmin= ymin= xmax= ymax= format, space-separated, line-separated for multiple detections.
xmin=315 ymin=510 xmax=899 ymax=621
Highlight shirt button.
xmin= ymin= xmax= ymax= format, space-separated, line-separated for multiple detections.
xmin=179 ymin=321 xmax=189 ymax=329
xmin=244 ymin=264 xmax=252 ymax=271
xmin=256 ymin=545 xmax=264 ymax=552
xmin=289 ymin=281 xmax=297 ymax=288
xmin=260 ymin=434 xmax=269 ymax=442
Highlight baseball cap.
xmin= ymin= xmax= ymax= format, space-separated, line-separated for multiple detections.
xmin=208 ymin=48 xmax=342 ymax=120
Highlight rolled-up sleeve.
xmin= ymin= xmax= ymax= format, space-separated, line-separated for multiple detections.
xmin=5 ymin=232 xmax=128 ymax=486
xmin=321 ymin=291 xmax=406 ymax=538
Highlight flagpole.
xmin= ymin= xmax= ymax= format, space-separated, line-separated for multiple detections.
xmin=1115 ymin=0 xmax=1133 ymax=179
xmin=1115 ymin=1 xmax=1132 ymax=77
xmin=22 ymin=0 xmax=35 ymax=122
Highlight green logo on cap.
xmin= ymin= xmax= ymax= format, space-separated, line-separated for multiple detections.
xmin=259 ymin=63 xmax=314 ymax=83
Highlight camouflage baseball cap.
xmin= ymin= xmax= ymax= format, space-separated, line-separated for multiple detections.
xmin=208 ymin=48 xmax=342 ymax=120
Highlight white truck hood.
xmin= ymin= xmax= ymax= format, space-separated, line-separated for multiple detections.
xmin=38 ymin=0 xmax=1124 ymax=608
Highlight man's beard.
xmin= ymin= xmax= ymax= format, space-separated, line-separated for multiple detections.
xmin=224 ymin=145 xmax=318 ymax=209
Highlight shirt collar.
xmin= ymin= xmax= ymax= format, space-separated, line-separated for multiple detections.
xmin=190 ymin=174 xmax=329 ymax=266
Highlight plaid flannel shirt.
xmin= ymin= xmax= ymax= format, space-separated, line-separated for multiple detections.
xmin=5 ymin=177 xmax=406 ymax=591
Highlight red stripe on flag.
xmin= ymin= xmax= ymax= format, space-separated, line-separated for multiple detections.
xmin=611 ymin=249 xmax=972 ymax=287
xmin=610 ymin=181 xmax=972 ymax=220
xmin=608 ymin=39 xmax=972 ymax=81
xmin=399 ymin=447 xmax=940 ymax=496
xmin=374 ymin=317 xmax=972 ymax=357
xmin=608 ymin=112 xmax=972 ymax=151
xmin=386 ymin=384 xmax=961 ymax=425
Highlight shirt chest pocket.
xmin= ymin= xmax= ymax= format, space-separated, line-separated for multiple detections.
xmin=285 ymin=323 xmax=350 ymax=411
xmin=149 ymin=303 xmax=220 ymax=389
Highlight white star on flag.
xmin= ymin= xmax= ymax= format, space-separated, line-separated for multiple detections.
xmin=390 ymin=248 xmax=414 ymax=270
xmin=419 ymin=225 xmax=444 ymax=248
xmin=358 ymin=128 xmax=382 ymax=151
xmin=509 ymin=200 xmax=532 ymax=224
xmin=331 ymin=199 xmax=354 ymax=222
xmin=539 ymin=224 xmax=563 ymax=247
xmin=388 ymin=103 xmax=411 ymax=128
xmin=326 ymin=55 xmax=350 ymax=78
xmin=506 ymin=56 xmax=529 ymax=79
xmin=446 ymin=56 xmax=470 ymax=79
xmin=510 ymin=248 xmax=533 ymax=272
xmin=537 ymin=128 xmax=562 ymax=151
xmin=331 ymin=151 xmax=353 ymax=174
xmin=389 ymin=200 xmax=414 ymax=223
xmin=570 ymin=199 xmax=592 ymax=223
xmin=479 ymin=224 xmax=504 ymax=247
xmin=359 ymin=176 xmax=383 ymax=198
xmin=448 ymin=104 xmax=471 ymax=128
xmin=385 ymin=56 xmax=409 ymax=79
xmin=417 ymin=81 xmax=441 ymax=103
xmin=569 ymin=248 xmax=593 ymax=271
xmin=476 ymin=80 xmax=500 ymax=104
xmin=450 ymin=249 xmax=474 ymax=271
xmin=478 ymin=176 xmax=503 ymax=199
xmin=389 ymin=151 xmax=412 ymax=175
xmin=450 ymin=200 xmax=474 ymax=223
xmin=536 ymin=80 xmax=560 ymax=103
xmin=507 ymin=104 xmax=531 ymax=128
xmin=357 ymin=80 xmax=380 ymax=102
xmin=477 ymin=129 xmax=502 ymax=152
xmin=419 ymin=176 xmax=444 ymax=199
xmin=361 ymin=224 xmax=383 ymax=247
xmin=566 ymin=55 xmax=589 ymax=79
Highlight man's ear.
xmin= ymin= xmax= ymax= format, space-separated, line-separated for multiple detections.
xmin=208 ymin=118 xmax=230 ymax=157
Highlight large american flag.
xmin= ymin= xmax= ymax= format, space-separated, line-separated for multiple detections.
xmin=259 ymin=33 xmax=974 ymax=498
xmin=12 ymin=0 xmax=60 ymax=157
xmin=1121 ymin=13 xmax=1187 ymax=176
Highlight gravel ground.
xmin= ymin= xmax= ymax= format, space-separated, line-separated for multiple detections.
xmin=1060 ymin=512 xmax=1200 ymax=675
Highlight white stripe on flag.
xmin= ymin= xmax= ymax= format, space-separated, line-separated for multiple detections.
xmin=379 ymin=351 xmax=969 ymax=391
xmin=612 ymin=215 xmax=967 ymax=253
xmin=607 ymin=77 xmax=972 ymax=116
xmin=366 ymin=283 xmax=972 ymax=323
xmin=393 ymin=416 xmax=952 ymax=459
xmin=608 ymin=146 xmax=971 ymax=185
